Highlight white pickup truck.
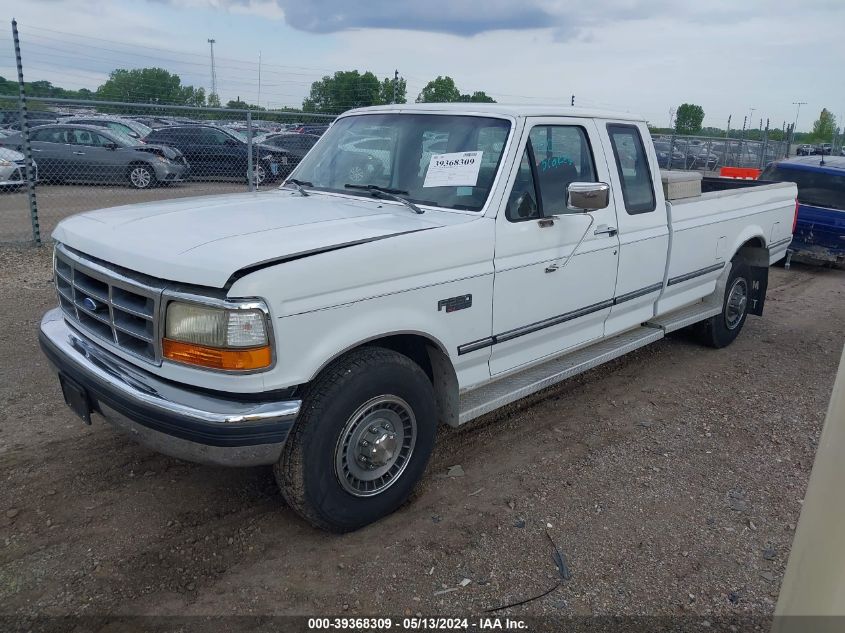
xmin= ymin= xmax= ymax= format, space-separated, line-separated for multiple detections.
xmin=39 ymin=104 xmax=797 ymax=531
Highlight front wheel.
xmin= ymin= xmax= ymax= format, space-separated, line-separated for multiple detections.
xmin=698 ymin=260 xmax=750 ymax=348
xmin=127 ymin=164 xmax=156 ymax=189
xmin=275 ymin=347 xmax=437 ymax=532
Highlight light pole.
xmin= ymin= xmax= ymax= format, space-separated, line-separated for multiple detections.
xmin=791 ymin=101 xmax=806 ymax=154
xmin=207 ymin=38 xmax=217 ymax=104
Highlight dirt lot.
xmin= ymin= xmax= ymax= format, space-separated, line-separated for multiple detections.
xmin=0 ymin=245 xmax=843 ymax=631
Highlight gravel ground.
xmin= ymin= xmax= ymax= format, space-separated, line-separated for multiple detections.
xmin=0 ymin=245 xmax=843 ymax=632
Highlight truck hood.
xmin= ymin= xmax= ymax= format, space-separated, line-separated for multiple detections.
xmin=53 ymin=189 xmax=466 ymax=288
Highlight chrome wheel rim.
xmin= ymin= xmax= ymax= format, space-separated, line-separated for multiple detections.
xmin=335 ymin=395 xmax=417 ymax=497
xmin=725 ymin=278 xmax=748 ymax=330
xmin=130 ymin=167 xmax=151 ymax=188
xmin=252 ymin=165 xmax=267 ymax=185
xmin=347 ymin=165 xmax=365 ymax=183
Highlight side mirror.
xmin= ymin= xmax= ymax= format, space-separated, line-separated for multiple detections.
xmin=104 ymin=142 xmax=119 ymax=151
xmin=224 ymin=138 xmax=239 ymax=147
xmin=567 ymin=181 xmax=610 ymax=212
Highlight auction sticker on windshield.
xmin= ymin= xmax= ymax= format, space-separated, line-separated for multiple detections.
xmin=423 ymin=151 xmax=483 ymax=187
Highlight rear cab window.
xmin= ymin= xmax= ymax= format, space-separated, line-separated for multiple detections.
xmin=607 ymin=124 xmax=656 ymax=214
xmin=760 ymin=164 xmax=845 ymax=211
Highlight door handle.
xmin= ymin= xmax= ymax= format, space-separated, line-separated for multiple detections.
xmin=544 ymin=263 xmax=560 ymax=273
xmin=594 ymin=225 xmax=617 ymax=236
xmin=31 ymin=148 xmax=42 ymax=152
xmin=72 ymin=151 xmax=85 ymax=155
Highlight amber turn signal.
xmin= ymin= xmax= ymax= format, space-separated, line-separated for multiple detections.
xmin=163 ymin=339 xmax=272 ymax=371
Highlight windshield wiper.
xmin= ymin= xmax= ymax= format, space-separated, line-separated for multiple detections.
xmin=345 ymin=184 xmax=424 ymax=214
xmin=285 ymin=178 xmax=312 ymax=197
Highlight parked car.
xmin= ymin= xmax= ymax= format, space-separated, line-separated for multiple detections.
xmin=0 ymin=124 xmax=188 ymax=188
xmin=252 ymin=132 xmax=319 ymax=175
xmin=797 ymin=144 xmax=814 ymax=156
xmin=652 ymin=140 xmax=686 ymax=169
xmin=0 ymin=146 xmax=35 ymax=190
xmin=64 ymin=116 xmax=152 ymax=141
xmin=761 ymin=156 xmax=845 ymax=266
xmin=39 ymin=104 xmax=798 ymax=531
xmin=290 ymin=124 xmax=331 ymax=136
xmin=813 ymin=143 xmax=832 ymax=156
xmin=685 ymin=146 xmax=719 ymax=170
xmin=0 ymin=109 xmax=61 ymax=128
xmin=143 ymin=125 xmax=289 ymax=185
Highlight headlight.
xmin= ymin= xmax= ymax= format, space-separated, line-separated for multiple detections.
xmin=0 ymin=159 xmax=12 ymax=167
xmin=261 ymin=154 xmax=274 ymax=161
xmin=163 ymin=300 xmax=272 ymax=371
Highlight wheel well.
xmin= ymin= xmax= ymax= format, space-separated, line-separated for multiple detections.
xmin=735 ymin=236 xmax=769 ymax=267
xmin=329 ymin=334 xmax=460 ymax=428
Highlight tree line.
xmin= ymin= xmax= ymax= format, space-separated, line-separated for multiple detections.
xmin=1 ymin=71 xmax=838 ymax=142
xmin=0 ymin=68 xmax=495 ymax=115
xmin=648 ymin=102 xmax=839 ymax=143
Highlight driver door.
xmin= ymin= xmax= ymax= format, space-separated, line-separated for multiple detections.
xmin=490 ymin=118 xmax=620 ymax=375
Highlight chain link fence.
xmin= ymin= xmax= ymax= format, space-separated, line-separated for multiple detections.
xmin=650 ymin=133 xmax=789 ymax=173
xmin=0 ymin=97 xmax=335 ymax=243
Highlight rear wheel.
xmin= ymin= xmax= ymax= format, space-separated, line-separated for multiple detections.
xmin=275 ymin=347 xmax=437 ymax=532
xmin=249 ymin=164 xmax=268 ymax=186
xmin=698 ymin=260 xmax=750 ymax=348
xmin=127 ymin=163 xmax=155 ymax=189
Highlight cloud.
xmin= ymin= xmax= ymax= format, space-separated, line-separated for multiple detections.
xmin=276 ymin=0 xmax=555 ymax=36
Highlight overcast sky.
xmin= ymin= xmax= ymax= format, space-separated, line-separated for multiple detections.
xmin=1 ymin=0 xmax=843 ymax=131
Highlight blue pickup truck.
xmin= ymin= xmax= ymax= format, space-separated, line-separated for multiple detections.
xmin=761 ymin=156 xmax=845 ymax=266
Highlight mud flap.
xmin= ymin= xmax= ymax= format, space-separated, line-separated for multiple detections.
xmin=748 ymin=266 xmax=768 ymax=316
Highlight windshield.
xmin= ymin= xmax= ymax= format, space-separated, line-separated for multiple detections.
xmin=223 ymin=127 xmax=248 ymax=143
xmin=113 ymin=130 xmax=143 ymax=146
xmin=289 ymin=113 xmax=511 ymax=211
xmin=125 ymin=120 xmax=152 ymax=136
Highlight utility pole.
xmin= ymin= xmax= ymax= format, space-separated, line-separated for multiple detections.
xmin=392 ymin=69 xmax=398 ymax=104
xmin=257 ymin=51 xmax=262 ymax=115
xmin=207 ymin=38 xmax=217 ymax=104
xmin=791 ymin=101 xmax=806 ymax=152
xmin=726 ymin=114 xmax=731 ymax=138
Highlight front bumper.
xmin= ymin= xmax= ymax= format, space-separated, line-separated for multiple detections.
xmin=39 ymin=308 xmax=301 ymax=467
xmin=0 ymin=161 xmax=35 ymax=186
xmin=153 ymin=161 xmax=189 ymax=182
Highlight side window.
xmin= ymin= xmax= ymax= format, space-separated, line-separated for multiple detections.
xmin=204 ymin=130 xmax=233 ymax=145
xmin=528 ymin=126 xmax=597 ymax=215
xmin=506 ymin=148 xmax=540 ymax=221
xmin=93 ymin=132 xmax=113 ymax=147
xmin=31 ymin=128 xmax=57 ymax=142
xmin=71 ymin=129 xmax=98 ymax=146
xmin=607 ymin=124 xmax=656 ymax=214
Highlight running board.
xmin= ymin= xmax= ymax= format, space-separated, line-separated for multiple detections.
xmin=644 ymin=298 xmax=722 ymax=333
xmin=457 ymin=327 xmax=664 ymax=425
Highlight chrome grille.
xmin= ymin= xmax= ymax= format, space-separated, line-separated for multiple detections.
xmin=54 ymin=246 xmax=162 ymax=364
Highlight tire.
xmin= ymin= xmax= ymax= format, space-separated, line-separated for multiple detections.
xmin=127 ymin=163 xmax=155 ymax=189
xmin=698 ymin=259 xmax=751 ymax=348
xmin=275 ymin=347 xmax=437 ymax=532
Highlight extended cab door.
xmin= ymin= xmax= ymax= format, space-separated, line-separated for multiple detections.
xmin=489 ymin=118 xmax=620 ymax=375
xmin=599 ymin=122 xmax=670 ymax=336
